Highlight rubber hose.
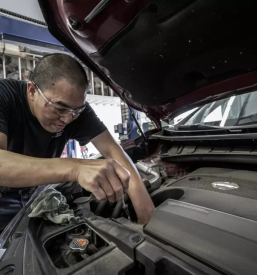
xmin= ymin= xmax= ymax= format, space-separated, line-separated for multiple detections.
xmin=111 ymin=180 xmax=151 ymax=219
xmin=143 ymin=180 xmax=151 ymax=190
xmin=111 ymin=193 xmax=129 ymax=219
xmin=94 ymin=199 xmax=108 ymax=216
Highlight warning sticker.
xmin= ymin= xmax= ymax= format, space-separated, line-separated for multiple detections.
xmin=77 ymin=239 xmax=87 ymax=246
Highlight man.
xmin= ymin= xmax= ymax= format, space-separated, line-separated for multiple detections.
xmin=0 ymin=54 xmax=154 ymax=232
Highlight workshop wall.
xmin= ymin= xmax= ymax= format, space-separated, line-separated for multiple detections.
xmin=75 ymin=96 xmax=122 ymax=159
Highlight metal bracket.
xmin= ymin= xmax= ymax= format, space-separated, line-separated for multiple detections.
xmin=0 ymin=248 xmax=6 ymax=260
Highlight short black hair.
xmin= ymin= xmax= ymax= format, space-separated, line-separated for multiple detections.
xmin=30 ymin=53 xmax=88 ymax=91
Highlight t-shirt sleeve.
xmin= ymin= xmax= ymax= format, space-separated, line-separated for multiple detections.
xmin=0 ymin=82 xmax=13 ymax=136
xmin=70 ymin=103 xmax=107 ymax=146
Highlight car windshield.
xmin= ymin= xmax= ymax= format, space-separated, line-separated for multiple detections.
xmin=183 ymin=90 xmax=257 ymax=127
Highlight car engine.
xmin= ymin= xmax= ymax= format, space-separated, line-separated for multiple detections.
xmin=1 ymin=146 xmax=257 ymax=275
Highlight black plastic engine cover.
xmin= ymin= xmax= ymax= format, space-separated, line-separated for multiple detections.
xmin=144 ymin=199 xmax=257 ymax=275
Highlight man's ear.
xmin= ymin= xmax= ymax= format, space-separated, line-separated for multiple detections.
xmin=27 ymin=82 xmax=37 ymax=102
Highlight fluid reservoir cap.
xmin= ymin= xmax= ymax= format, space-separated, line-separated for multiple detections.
xmin=69 ymin=238 xmax=89 ymax=253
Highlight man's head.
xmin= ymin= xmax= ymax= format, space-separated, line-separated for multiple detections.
xmin=27 ymin=53 xmax=88 ymax=133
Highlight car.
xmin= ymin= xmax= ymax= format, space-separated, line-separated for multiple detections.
xmin=1 ymin=1 xmax=257 ymax=274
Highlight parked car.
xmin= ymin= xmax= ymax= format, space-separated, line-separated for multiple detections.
xmin=1 ymin=1 xmax=257 ymax=274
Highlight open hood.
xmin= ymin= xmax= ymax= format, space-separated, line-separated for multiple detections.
xmin=38 ymin=0 xmax=257 ymax=128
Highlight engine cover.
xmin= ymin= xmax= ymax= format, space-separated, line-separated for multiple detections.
xmin=144 ymin=199 xmax=257 ymax=275
xmin=169 ymin=167 xmax=257 ymax=200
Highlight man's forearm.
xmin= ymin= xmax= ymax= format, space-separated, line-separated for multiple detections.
xmin=127 ymin=166 xmax=155 ymax=224
xmin=0 ymin=149 xmax=131 ymax=203
xmin=0 ymin=150 xmax=75 ymax=187
xmin=105 ymin=147 xmax=155 ymax=223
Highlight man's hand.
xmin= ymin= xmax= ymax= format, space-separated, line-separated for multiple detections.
xmin=92 ymin=130 xmax=155 ymax=224
xmin=75 ymin=159 xmax=130 ymax=203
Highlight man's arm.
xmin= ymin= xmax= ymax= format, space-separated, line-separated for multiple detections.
xmin=0 ymin=132 xmax=74 ymax=186
xmin=0 ymin=133 xmax=130 ymax=202
xmin=92 ymin=130 xmax=155 ymax=224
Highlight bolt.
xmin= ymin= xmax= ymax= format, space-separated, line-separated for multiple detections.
xmin=131 ymin=235 xmax=142 ymax=243
xmin=69 ymin=17 xmax=81 ymax=30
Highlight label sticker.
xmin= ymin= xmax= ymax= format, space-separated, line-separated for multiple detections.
xmin=77 ymin=239 xmax=87 ymax=246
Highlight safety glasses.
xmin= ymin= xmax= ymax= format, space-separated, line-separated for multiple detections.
xmin=31 ymin=81 xmax=86 ymax=117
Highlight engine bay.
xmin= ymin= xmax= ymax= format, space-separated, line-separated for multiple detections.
xmin=45 ymin=224 xmax=109 ymax=269
xmin=1 ymin=141 xmax=257 ymax=275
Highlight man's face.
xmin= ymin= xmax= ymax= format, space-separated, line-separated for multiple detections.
xmin=31 ymin=78 xmax=86 ymax=133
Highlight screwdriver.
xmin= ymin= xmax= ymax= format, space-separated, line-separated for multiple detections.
xmin=122 ymin=193 xmax=131 ymax=221
xmin=120 ymin=164 xmax=131 ymax=220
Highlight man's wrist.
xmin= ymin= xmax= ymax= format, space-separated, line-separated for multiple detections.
xmin=52 ymin=158 xmax=80 ymax=183
xmin=67 ymin=158 xmax=80 ymax=182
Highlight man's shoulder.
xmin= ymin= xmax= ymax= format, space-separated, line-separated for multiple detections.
xmin=71 ymin=103 xmax=97 ymax=125
xmin=0 ymin=79 xmax=27 ymax=98
xmin=0 ymin=78 xmax=23 ymax=85
xmin=0 ymin=78 xmax=26 ymax=90
xmin=69 ymin=102 xmax=107 ymax=144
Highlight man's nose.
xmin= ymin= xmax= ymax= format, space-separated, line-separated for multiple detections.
xmin=59 ymin=114 xmax=73 ymax=124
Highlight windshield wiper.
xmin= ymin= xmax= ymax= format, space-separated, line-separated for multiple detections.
xmin=176 ymin=123 xmax=224 ymax=131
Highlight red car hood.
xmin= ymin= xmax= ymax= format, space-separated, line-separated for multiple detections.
xmin=38 ymin=0 xmax=257 ymax=128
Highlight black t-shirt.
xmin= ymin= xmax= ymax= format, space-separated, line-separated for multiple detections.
xmin=0 ymin=79 xmax=107 ymax=158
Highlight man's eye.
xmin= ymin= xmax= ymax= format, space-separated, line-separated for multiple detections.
xmin=55 ymin=107 xmax=68 ymax=114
